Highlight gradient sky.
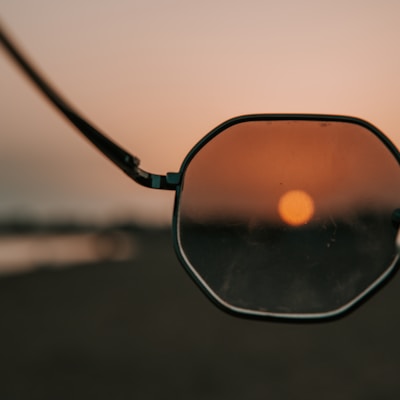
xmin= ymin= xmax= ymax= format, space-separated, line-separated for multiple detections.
xmin=179 ymin=120 xmax=400 ymax=224
xmin=1 ymin=1 xmax=400 ymax=225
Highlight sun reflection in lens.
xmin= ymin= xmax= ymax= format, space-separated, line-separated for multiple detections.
xmin=278 ymin=190 xmax=315 ymax=226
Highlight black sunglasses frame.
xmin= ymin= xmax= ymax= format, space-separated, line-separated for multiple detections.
xmin=173 ymin=114 xmax=400 ymax=321
xmin=2 ymin=23 xmax=400 ymax=321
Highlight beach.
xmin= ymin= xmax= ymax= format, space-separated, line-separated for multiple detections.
xmin=0 ymin=228 xmax=399 ymax=399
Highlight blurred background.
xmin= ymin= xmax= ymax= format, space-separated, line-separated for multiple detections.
xmin=2 ymin=0 xmax=400 ymax=225
xmin=1 ymin=1 xmax=400 ymax=399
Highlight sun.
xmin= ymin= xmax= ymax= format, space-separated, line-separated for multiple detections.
xmin=278 ymin=190 xmax=315 ymax=226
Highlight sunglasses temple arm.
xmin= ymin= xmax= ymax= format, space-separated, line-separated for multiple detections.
xmin=0 ymin=23 xmax=176 ymax=190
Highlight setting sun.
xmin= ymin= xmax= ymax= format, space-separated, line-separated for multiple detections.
xmin=278 ymin=190 xmax=315 ymax=226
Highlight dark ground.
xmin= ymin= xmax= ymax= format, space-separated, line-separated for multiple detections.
xmin=0 ymin=229 xmax=399 ymax=399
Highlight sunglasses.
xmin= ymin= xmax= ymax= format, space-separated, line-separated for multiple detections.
xmin=2 ymin=24 xmax=400 ymax=322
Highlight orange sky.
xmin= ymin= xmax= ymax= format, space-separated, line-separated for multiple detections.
xmin=178 ymin=120 xmax=400 ymax=225
xmin=1 ymin=1 xmax=400 ymax=224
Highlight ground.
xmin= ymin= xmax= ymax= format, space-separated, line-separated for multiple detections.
xmin=0 ymin=229 xmax=398 ymax=399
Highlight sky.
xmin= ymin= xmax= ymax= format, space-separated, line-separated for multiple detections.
xmin=1 ymin=1 xmax=400 ymax=225
xmin=179 ymin=120 xmax=400 ymax=224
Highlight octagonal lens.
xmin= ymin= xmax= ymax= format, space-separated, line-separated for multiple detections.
xmin=175 ymin=117 xmax=400 ymax=319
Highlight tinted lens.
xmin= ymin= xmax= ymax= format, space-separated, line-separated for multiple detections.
xmin=176 ymin=118 xmax=400 ymax=318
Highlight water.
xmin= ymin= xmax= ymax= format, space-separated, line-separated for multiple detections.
xmin=0 ymin=231 xmax=137 ymax=275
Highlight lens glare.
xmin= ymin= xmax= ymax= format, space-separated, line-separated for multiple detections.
xmin=176 ymin=118 xmax=400 ymax=318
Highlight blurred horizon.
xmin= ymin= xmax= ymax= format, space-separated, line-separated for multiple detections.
xmin=2 ymin=1 xmax=400 ymax=224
